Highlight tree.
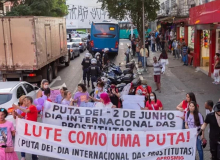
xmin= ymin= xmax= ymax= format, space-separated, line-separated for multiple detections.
xmin=98 ymin=0 xmax=160 ymax=44
xmin=5 ymin=0 xmax=68 ymax=17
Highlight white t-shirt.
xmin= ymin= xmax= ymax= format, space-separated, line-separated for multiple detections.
xmin=95 ymin=102 xmax=113 ymax=108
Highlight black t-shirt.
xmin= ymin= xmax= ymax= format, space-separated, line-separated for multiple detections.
xmin=205 ymin=112 xmax=220 ymax=141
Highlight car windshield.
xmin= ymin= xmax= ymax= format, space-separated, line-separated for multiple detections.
xmin=0 ymin=94 xmax=12 ymax=105
xmin=71 ymin=39 xmax=81 ymax=42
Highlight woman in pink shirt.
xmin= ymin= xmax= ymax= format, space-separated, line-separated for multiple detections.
xmin=0 ymin=108 xmax=19 ymax=160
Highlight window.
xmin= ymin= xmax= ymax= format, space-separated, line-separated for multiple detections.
xmin=23 ymin=83 xmax=34 ymax=94
xmin=17 ymin=86 xmax=26 ymax=99
xmin=0 ymin=94 xmax=12 ymax=105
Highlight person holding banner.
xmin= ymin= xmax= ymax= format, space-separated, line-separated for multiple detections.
xmin=135 ymin=80 xmax=152 ymax=99
xmin=74 ymin=84 xmax=89 ymax=106
xmin=44 ymin=88 xmax=52 ymax=102
xmin=90 ymin=81 xmax=107 ymax=102
xmin=145 ymin=92 xmax=163 ymax=110
xmin=108 ymin=83 xmax=121 ymax=108
xmin=0 ymin=108 xmax=19 ymax=160
xmin=185 ymin=101 xmax=204 ymax=160
xmin=61 ymin=91 xmax=74 ymax=106
xmin=37 ymin=79 xmax=49 ymax=98
xmin=55 ymin=87 xmax=68 ymax=104
xmin=94 ymin=93 xmax=116 ymax=108
xmin=12 ymin=97 xmax=39 ymax=160
xmin=176 ymin=92 xmax=198 ymax=129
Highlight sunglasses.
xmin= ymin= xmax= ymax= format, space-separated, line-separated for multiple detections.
xmin=0 ymin=108 xmax=5 ymax=112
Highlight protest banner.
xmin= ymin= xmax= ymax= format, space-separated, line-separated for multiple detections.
xmin=42 ymin=101 xmax=184 ymax=131
xmin=122 ymin=95 xmax=145 ymax=110
xmin=15 ymin=118 xmax=197 ymax=160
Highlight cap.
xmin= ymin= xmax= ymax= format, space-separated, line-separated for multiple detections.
xmin=95 ymin=52 xmax=101 ymax=57
xmin=141 ymin=80 xmax=147 ymax=85
xmin=214 ymin=102 xmax=220 ymax=112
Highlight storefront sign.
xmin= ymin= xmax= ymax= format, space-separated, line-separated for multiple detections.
xmin=15 ymin=118 xmax=197 ymax=160
xmin=42 ymin=102 xmax=184 ymax=131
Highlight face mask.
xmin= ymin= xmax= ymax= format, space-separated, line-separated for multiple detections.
xmin=98 ymin=87 xmax=102 ymax=91
xmin=150 ymin=96 xmax=155 ymax=100
xmin=44 ymin=85 xmax=49 ymax=89
xmin=142 ymin=85 xmax=146 ymax=88
xmin=97 ymin=56 xmax=100 ymax=59
xmin=111 ymin=85 xmax=115 ymax=89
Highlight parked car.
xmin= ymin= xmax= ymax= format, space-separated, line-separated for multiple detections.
xmin=70 ymin=38 xmax=87 ymax=53
xmin=67 ymin=42 xmax=80 ymax=59
xmin=0 ymin=81 xmax=39 ymax=123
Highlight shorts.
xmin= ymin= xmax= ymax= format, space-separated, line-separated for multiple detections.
xmin=154 ymin=75 xmax=161 ymax=83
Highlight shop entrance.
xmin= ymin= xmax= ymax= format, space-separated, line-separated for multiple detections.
xmin=200 ymin=30 xmax=210 ymax=74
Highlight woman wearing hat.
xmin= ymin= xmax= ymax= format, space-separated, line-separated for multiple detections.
xmin=201 ymin=102 xmax=220 ymax=160
xmin=135 ymin=80 xmax=152 ymax=100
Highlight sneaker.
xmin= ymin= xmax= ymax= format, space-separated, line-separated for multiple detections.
xmin=21 ymin=158 xmax=26 ymax=160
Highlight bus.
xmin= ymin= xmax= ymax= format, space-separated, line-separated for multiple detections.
xmin=118 ymin=21 xmax=151 ymax=39
xmin=90 ymin=22 xmax=119 ymax=55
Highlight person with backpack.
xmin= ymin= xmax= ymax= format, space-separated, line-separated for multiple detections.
xmin=145 ymin=92 xmax=163 ymax=110
xmin=185 ymin=101 xmax=204 ymax=160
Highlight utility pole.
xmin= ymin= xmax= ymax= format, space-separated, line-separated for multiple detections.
xmin=143 ymin=0 xmax=146 ymax=72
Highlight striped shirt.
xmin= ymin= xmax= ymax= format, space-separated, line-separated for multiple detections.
xmin=153 ymin=62 xmax=162 ymax=75
xmin=182 ymin=46 xmax=188 ymax=55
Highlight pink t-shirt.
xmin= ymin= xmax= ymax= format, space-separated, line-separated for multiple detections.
xmin=0 ymin=121 xmax=15 ymax=147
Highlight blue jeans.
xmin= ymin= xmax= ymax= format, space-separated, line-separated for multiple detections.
xmin=137 ymin=52 xmax=141 ymax=62
xmin=141 ymin=57 xmax=147 ymax=67
xmin=21 ymin=152 xmax=25 ymax=157
xmin=183 ymin=54 xmax=188 ymax=65
xmin=197 ymin=136 xmax=204 ymax=160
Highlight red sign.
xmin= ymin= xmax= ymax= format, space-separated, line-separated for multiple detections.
xmin=189 ymin=0 xmax=220 ymax=25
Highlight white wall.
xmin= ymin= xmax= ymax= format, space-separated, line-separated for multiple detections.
xmin=66 ymin=0 xmax=115 ymax=29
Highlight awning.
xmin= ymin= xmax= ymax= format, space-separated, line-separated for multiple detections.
xmin=189 ymin=0 xmax=220 ymax=25
xmin=174 ymin=18 xmax=189 ymax=24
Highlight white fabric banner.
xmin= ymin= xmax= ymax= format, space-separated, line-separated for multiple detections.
xmin=15 ymin=119 xmax=197 ymax=160
xmin=42 ymin=101 xmax=184 ymax=131
xmin=122 ymin=95 xmax=145 ymax=110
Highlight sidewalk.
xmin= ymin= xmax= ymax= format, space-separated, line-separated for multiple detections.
xmin=137 ymin=50 xmax=220 ymax=159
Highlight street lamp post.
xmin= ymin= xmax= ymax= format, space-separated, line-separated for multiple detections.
xmin=143 ymin=0 xmax=146 ymax=72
